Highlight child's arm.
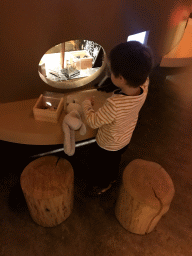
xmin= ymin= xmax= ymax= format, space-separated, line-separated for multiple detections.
xmin=82 ymin=98 xmax=116 ymax=129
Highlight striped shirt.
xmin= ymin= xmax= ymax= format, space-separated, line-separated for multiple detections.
xmin=82 ymin=78 xmax=149 ymax=151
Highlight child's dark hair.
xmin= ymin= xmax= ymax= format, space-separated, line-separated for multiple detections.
xmin=109 ymin=41 xmax=154 ymax=88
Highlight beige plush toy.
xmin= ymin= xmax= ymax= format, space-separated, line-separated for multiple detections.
xmin=62 ymin=95 xmax=86 ymax=156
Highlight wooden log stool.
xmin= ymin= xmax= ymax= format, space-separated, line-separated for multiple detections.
xmin=20 ymin=156 xmax=74 ymax=227
xmin=115 ymin=159 xmax=175 ymax=235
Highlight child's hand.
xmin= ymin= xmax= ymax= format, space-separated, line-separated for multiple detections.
xmin=90 ymin=96 xmax=95 ymax=106
xmin=85 ymin=96 xmax=95 ymax=106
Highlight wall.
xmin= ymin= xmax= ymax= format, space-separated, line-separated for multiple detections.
xmin=0 ymin=0 xmax=191 ymax=103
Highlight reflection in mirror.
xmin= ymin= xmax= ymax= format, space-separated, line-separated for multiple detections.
xmin=38 ymin=40 xmax=105 ymax=89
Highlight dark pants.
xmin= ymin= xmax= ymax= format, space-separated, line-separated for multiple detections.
xmin=71 ymin=142 xmax=128 ymax=188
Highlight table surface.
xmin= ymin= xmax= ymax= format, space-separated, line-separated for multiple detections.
xmin=0 ymin=89 xmax=112 ymax=145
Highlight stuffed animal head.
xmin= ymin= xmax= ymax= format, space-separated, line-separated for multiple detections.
xmin=66 ymin=95 xmax=83 ymax=116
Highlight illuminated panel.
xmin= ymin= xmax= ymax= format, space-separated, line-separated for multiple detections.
xmin=127 ymin=31 xmax=149 ymax=45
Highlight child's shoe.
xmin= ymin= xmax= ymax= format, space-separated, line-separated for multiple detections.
xmin=96 ymin=183 xmax=112 ymax=195
xmin=84 ymin=180 xmax=117 ymax=196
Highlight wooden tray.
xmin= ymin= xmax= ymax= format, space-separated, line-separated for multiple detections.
xmin=33 ymin=94 xmax=64 ymax=123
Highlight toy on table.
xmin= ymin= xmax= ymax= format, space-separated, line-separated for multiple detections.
xmin=62 ymin=95 xmax=86 ymax=156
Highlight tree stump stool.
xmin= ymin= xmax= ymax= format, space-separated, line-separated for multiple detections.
xmin=20 ymin=156 xmax=74 ymax=227
xmin=115 ymin=159 xmax=175 ymax=235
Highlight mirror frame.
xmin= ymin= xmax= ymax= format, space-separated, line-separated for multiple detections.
xmin=38 ymin=44 xmax=107 ymax=89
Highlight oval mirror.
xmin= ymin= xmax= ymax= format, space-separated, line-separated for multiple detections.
xmin=38 ymin=40 xmax=106 ymax=89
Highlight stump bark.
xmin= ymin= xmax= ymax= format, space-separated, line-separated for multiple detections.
xmin=20 ymin=156 xmax=74 ymax=227
xmin=115 ymin=159 xmax=175 ymax=235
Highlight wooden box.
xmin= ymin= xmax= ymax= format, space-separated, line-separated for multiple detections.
xmin=80 ymin=58 xmax=93 ymax=69
xmin=69 ymin=50 xmax=93 ymax=70
xmin=33 ymin=94 xmax=64 ymax=123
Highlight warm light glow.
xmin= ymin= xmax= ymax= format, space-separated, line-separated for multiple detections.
xmin=40 ymin=53 xmax=60 ymax=77
xmin=161 ymin=18 xmax=192 ymax=67
xmin=168 ymin=5 xmax=191 ymax=27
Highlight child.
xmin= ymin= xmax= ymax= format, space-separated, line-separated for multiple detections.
xmin=81 ymin=41 xmax=153 ymax=195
